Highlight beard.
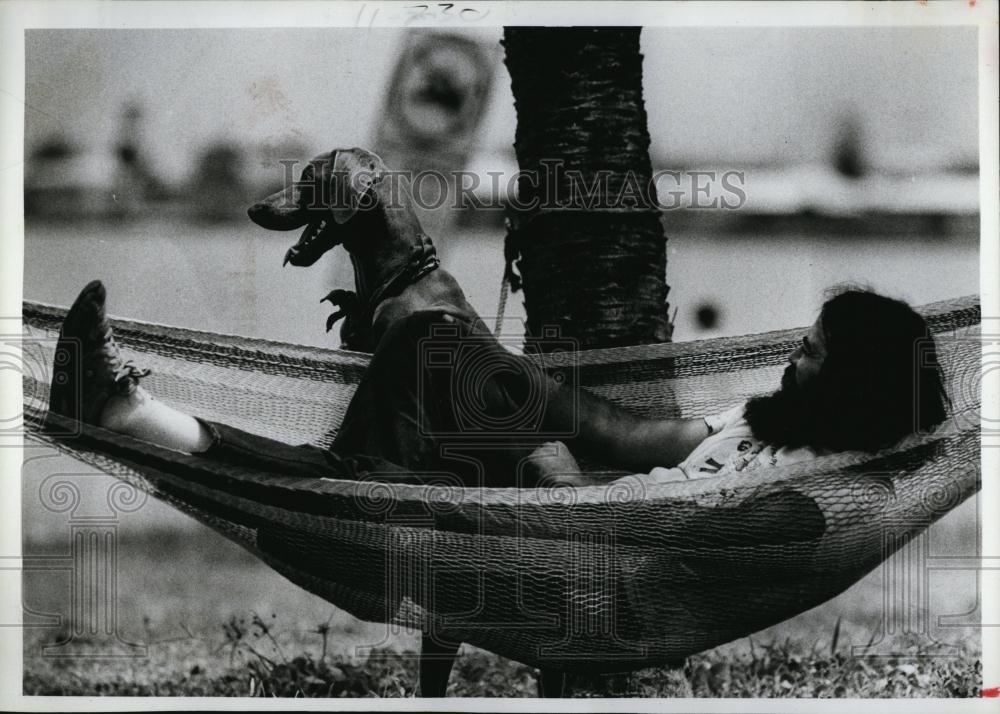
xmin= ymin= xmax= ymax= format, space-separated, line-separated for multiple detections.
xmin=743 ymin=364 xmax=822 ymax=450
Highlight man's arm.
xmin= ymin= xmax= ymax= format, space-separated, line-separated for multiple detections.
xmin=542 ymin=378 xmax=709 ymax=474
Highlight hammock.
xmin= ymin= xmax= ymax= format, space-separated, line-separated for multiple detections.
xmin=21 ymin=295 xmax=981 ymax=673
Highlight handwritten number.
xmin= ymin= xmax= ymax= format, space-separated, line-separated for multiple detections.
xmin=404 ymin=3 xmax=487 ymax=23
xmin=403 ymin=4 xmax=429 ymax=25
xmin=460 ymin=7 xmax=486 ymax=20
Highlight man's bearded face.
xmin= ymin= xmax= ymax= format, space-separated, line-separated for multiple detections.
xmin=744 ymin=318 xmax=829 ymax=449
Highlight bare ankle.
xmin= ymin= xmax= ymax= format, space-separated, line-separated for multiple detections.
xmin=98 ymin=387 xmax=150 ymax=432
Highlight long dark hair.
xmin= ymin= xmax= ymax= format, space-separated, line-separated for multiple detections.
xmin=745 ymin=288 xmax=950 ymax=452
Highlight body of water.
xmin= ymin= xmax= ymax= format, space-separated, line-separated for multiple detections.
xmin=24 ymin=219 xmax=979 ymax=348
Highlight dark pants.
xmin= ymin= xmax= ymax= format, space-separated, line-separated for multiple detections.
xmin=200 ymin=310 xmax=563 ymax=487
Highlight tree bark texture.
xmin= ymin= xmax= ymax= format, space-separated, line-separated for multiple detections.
xmin=502 ymin=27 xmax=672 ymax=351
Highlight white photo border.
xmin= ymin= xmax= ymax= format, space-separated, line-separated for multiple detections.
xmin=1 ymin=2 xmax=997 ymax=712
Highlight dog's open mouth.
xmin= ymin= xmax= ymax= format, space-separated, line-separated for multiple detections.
xmin=283 ymin=217 xmax=340 ymax=267
xmin=247 ymin=173 xmax=342 ymax=267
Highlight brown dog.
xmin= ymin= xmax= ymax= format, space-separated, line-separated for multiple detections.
xmin=247 ymin=147 xmax=489 ymax=351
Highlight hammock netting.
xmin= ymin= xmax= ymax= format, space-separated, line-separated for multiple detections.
xmin=21 ymin=295 xmax=981 ymax=673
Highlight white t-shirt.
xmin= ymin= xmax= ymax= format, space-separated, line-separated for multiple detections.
xmin=645 ymin=403 xmax=823 ymax=484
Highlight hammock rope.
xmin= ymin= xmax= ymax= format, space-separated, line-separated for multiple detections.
xmin=20 ymin=295 xmax=981 ymax=672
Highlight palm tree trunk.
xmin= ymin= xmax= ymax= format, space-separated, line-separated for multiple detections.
xmin=502 ymin=27 xmax=672 ymax=351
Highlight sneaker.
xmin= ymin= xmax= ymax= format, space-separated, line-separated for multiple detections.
xmin=48 ymin=280 xmax=150 ymax=425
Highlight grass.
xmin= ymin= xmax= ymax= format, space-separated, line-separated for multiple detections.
xmin=23 ymin=620 xmax=981 ymax=698
xmin=20 ymin=495 xmax=983 ymax=698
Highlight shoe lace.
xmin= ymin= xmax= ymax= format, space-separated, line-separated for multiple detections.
xmin=100 ymin=327 xmax=151 ymax=388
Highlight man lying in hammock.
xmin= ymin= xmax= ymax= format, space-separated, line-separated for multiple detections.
xmin=47 ymin=279 xmax=949 ymax=492
xmin=45 ymin=151 xmax=950 ymax=489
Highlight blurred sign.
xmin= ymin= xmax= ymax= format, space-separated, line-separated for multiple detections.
xmin=375 ymin=31 xmax=496 ymax=174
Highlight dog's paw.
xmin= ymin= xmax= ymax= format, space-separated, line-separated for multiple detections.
xmin=320 ymin=288 xmax=358 ymax=308
xmin=321 ymin=289 xmax=360 ymax=333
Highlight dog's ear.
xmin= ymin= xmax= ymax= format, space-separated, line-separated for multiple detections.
xmin=330 ymin=148 xmax=387 ymax=225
